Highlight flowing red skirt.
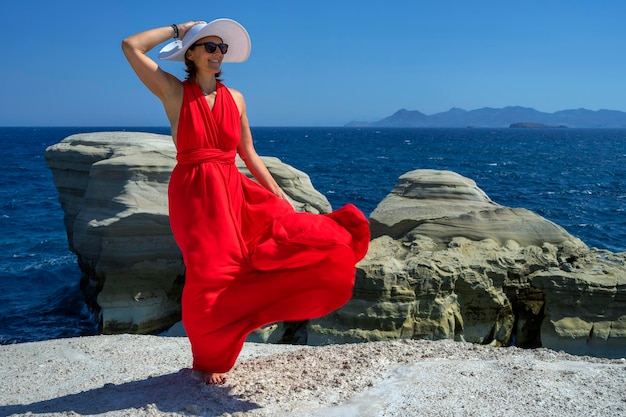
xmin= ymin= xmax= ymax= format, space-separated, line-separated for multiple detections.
xmin=168 ymin=81 xmax=370 ymax=373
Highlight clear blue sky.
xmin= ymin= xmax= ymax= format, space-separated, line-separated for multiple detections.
xmin=2 ymin=0 xmax=626 ymax=127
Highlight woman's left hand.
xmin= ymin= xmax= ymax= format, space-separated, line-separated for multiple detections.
xmin=176 ymin=21 xmax=206 ymax=39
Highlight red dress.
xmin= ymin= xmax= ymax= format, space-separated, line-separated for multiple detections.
xmin=168 ymin=81 xmax=370 ymax=373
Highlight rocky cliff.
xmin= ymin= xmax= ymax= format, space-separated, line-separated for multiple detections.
xmin=45 ymin=132 xmax=331 ymax=334
xmin=46 ymin=133 xmax=626 ymax=358
xmin=309 ymin=170 xmax=626 ymax=358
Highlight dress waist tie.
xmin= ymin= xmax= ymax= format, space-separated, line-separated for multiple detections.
xmin=176 ymin=149 xmax=236 ymax=165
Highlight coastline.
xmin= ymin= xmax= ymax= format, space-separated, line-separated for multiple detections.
xmin=2 ymin=126 xmax=626 ymax=345
xmin=1 ymin=335 xmax=625 ymax=416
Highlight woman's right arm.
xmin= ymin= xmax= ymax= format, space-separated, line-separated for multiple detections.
xmin=122 ymin=26 xmax=177 ymax=100
xmin=121 ymin=22 xmax=202 ymax=101
xmin=121 ymin=22 xmax=203 ymax=132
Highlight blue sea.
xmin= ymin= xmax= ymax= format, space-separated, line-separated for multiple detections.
xmin=1 ymin=126 xmax=625 ymax=345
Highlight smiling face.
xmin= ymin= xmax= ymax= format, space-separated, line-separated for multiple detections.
xmin=186 ymin=36 xmax=225 ymax=74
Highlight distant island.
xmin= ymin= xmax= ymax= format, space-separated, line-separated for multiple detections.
xmin=346 ymin=106 xmax=626 ymax=128
xmin=509 ymin=122 xmax=567 ymax=129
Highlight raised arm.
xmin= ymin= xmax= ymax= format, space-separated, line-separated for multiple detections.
xmin=121 ymin=22 xmax=203 ymax=125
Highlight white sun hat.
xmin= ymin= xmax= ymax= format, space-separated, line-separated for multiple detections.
xmin=158 ymin=18 xmax=251 ymax=62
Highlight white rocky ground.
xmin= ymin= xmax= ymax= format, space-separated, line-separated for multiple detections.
xmin=1 ymin=335 xmax=625 ymax=416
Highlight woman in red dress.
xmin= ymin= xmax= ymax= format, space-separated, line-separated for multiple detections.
xmin=122 ymin=19 xmax=370 ymax=384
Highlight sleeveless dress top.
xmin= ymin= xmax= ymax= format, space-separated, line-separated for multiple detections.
xmin=168 ymin=80 xmax=370 ymax=373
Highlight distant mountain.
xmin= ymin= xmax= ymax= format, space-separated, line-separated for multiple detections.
xmin=345 ymin=106 xmax=626 ymax=128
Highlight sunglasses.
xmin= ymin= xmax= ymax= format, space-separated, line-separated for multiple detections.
xmin=190 ymin=41 xmax=229 ymax=55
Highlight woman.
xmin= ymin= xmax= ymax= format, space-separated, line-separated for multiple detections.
xmin=122 ymin=18 xmax=370 ymax=385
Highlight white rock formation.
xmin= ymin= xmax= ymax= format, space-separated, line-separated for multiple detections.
xmin=45 ymin=132 xmax=331 ymax=334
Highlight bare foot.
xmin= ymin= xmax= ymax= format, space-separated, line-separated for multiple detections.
xmin=191 ymin=369 xmax=227 ymax=385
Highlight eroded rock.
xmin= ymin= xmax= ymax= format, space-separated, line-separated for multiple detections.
xmin=45 ymin=132 xmax=331 ymax=334
xmin=46 ymin=136 xmax=626 ymax=358
xmin=308 ymin=170 xmax=626 ymax=358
